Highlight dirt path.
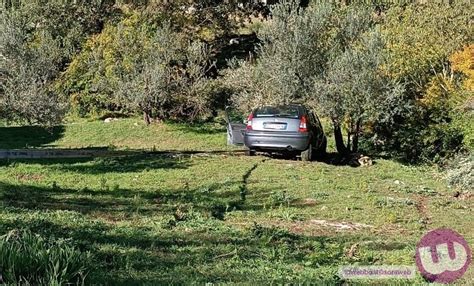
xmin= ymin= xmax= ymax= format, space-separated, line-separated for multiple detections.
xmin=416 ymin=196 xmax=431 ymax=229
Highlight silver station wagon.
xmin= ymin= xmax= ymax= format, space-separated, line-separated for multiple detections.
xmin=243 ymin=104 xmax=327 ymax=161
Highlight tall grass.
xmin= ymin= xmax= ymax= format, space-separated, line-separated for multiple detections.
xmin=0 ymin=230 xmax=92 ymax=285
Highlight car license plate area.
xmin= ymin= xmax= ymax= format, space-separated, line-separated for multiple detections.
xmin=264 ymin=122 xmax=287 ymax=130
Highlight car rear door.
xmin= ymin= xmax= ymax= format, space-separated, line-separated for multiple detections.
xmin=225 ymin=107 xmax=246 ymax=145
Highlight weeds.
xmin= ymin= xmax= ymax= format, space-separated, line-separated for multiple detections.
xmin=251 ymin=223 xmax=299 ymax=245
xmin=446 ymin=153 xmax=473 ymax=192
xmin=0 ymin=230 xmax=92 ymax=285
xmin=375 ymin=197 xmax=415 ymax=208
xmin=266 ymin=190 xmax=294 ymax=208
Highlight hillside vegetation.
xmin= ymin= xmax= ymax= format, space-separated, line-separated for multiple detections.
xmin=0 ymin=1 xmax=473 ymax=284
xmin=1 ymin=1 xmax=473 ymax=162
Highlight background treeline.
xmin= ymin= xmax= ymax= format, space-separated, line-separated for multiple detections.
xmin=0 ymin=0 xmax=473 ymax=163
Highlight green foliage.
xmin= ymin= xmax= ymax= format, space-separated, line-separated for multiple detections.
xmin=225 ymin=0 xmax=336 ymax=112
xmin=60 ymin=11 xmax=221 ymax=122
xmin=449 ymin=45 xmax=474 ymax=150
xmin=0 ymin=230 xmax=92 ymax=285
xmin=382 ymin=2 xmax=472 ymax=94
xmin=226 ymin=0 xmax=402 ymax=153
xmin=305 ymin=240 xmax=344 ymax=267
xmin=0 ymin=6 xmax=65 ymax=125
xmin=57 ymin=10 xmax=158 ymax=117
xmin=117 ymin=23 xmax=219 ymax=122
xmin=369 ymin=50 xmax=472 ymax=162
xmin=367 ymin=2 xmax=473 ymax=161
xmin=267 ymin=190 xmax=294 ymax=208
xmin=0 ymin=0 xmax=115 ymax=125
xmin=446 ymin=152 xmax=473 ymax=193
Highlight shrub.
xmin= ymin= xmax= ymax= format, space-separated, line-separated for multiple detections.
xmin=450 ymin=45 xmax=474 ymax=150
xmin=366 ymin=3 xmax=472 ymax=162
xmin=57 ymin=10 xmax=158 ymax=117
xmin=116 ymin=27 xmax=220 ymax=123
xmin=0 ymin=1 xmax=114 ymax=125
xmin=0 ymin=230 xmax=92 ymax=285
xmin=367 ymin=46 xmax=472 ymax=162
xmin=60 ymin=11 xmax=221 ymax=123
xmin=0 ymin=6 xmax=66 ymax=125
xmin=446 ymin=153 xmax=473 ymax=193
xmin=226 ymin=1 xmax=403 ymax=154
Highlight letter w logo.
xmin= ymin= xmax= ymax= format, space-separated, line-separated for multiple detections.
xmin=418 ymin=242 xmax=468 ymax=275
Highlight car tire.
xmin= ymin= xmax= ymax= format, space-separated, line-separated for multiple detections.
xmin=246 ymin=149 xmax=256 ymax=156
xmin=301 ymin=144 xmax=313 ymax=161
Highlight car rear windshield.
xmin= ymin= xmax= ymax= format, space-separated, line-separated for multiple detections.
xmin=254 ymin=106 xmax=301 ymax=118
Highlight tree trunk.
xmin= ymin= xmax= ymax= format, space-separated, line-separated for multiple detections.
xmin=143 ymin=111 xmax=151 ymax=125
xmin=352 ymin=119 xmax=361 ymax=153
xmin=347 ymin=130 xmax=351 ymax=151
xmin=333 ymin=123 xmax=349 ymax=155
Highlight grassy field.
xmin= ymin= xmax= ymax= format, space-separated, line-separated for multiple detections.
xmin=0 ymin=119 xmax=472 ymax=284
xmin=0 ymin=119 xmax=230 ymax=151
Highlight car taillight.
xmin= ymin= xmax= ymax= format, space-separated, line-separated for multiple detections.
xmin=246 ymin=113 xmax=254 ymax=130
xmin=299 ymin=116 xmax=308 ymax=132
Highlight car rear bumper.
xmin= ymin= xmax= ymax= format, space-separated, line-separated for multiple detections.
xmin=244 ymin=131 xmax=310 ymax=151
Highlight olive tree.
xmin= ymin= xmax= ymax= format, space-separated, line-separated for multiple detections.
xmin=0 ymin=7 xmax=66 ymax=125
xmin=0 ymin=0 xmax=114 ymax=125
xmin=314 ymin=30 xmax=404 ymax=153
xmin=227 ymin=0 xmax=403 ymax=154
xmin=225 ymin=0 xmax=335 ymax=111
xmin=116 ymin=23 xmax=217 ymax=124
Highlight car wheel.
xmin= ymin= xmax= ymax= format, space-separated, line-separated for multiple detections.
xmin=246 ymin=149 xmax=256 ymax=156
xmin=301 ymin=144 xmax=313 ymax=161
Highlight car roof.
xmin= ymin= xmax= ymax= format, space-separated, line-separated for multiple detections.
xmin=254 ymin=104 xmax=307 ymax=112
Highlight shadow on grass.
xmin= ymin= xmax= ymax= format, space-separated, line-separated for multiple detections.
xmin=0 ymin=203 xmax=359 ymax=284
xmin=260 ymin=152 xmax=370 ymax=167
xmin=57 ymin=154 xmax=191 ymax=174
xmin=0 ymin=152 xmax=192 ymax=173
xmin=0 ymin=178 xmax=247 ymax=218
xmin=0 ymin=126 xmax=65 ymax=149
xmin=320 ymin=152 xmax=364 ymax=167
xmin=0 ymin=179 xmax=412 ymax=284
xmin=169 ymin=122 xmax=227 ymax=135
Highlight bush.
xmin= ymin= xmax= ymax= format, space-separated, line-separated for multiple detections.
xmin=446 ymin=153 xmax=473 ymax=193
xmin=0 ymin=230 xmax=92 ymax=285
xmin=0 ymin=6 xmax=66 ymax=125
xmin=363 ymin=3 xmax=473 ymax=162
xmin=57 ymin=10 xmax=158 ymax=117
xmin=59 ymin=11 xmax=221 ymax=122
xmin=450 ymin=45 xmax=474 ymax=150
xmin=116 ymin=28 xmax=221 ymax=123
xmin=0 ymin=1 xmax=115 ymax=125
xmin=367 ymin=44 xmax=473 ymax=162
